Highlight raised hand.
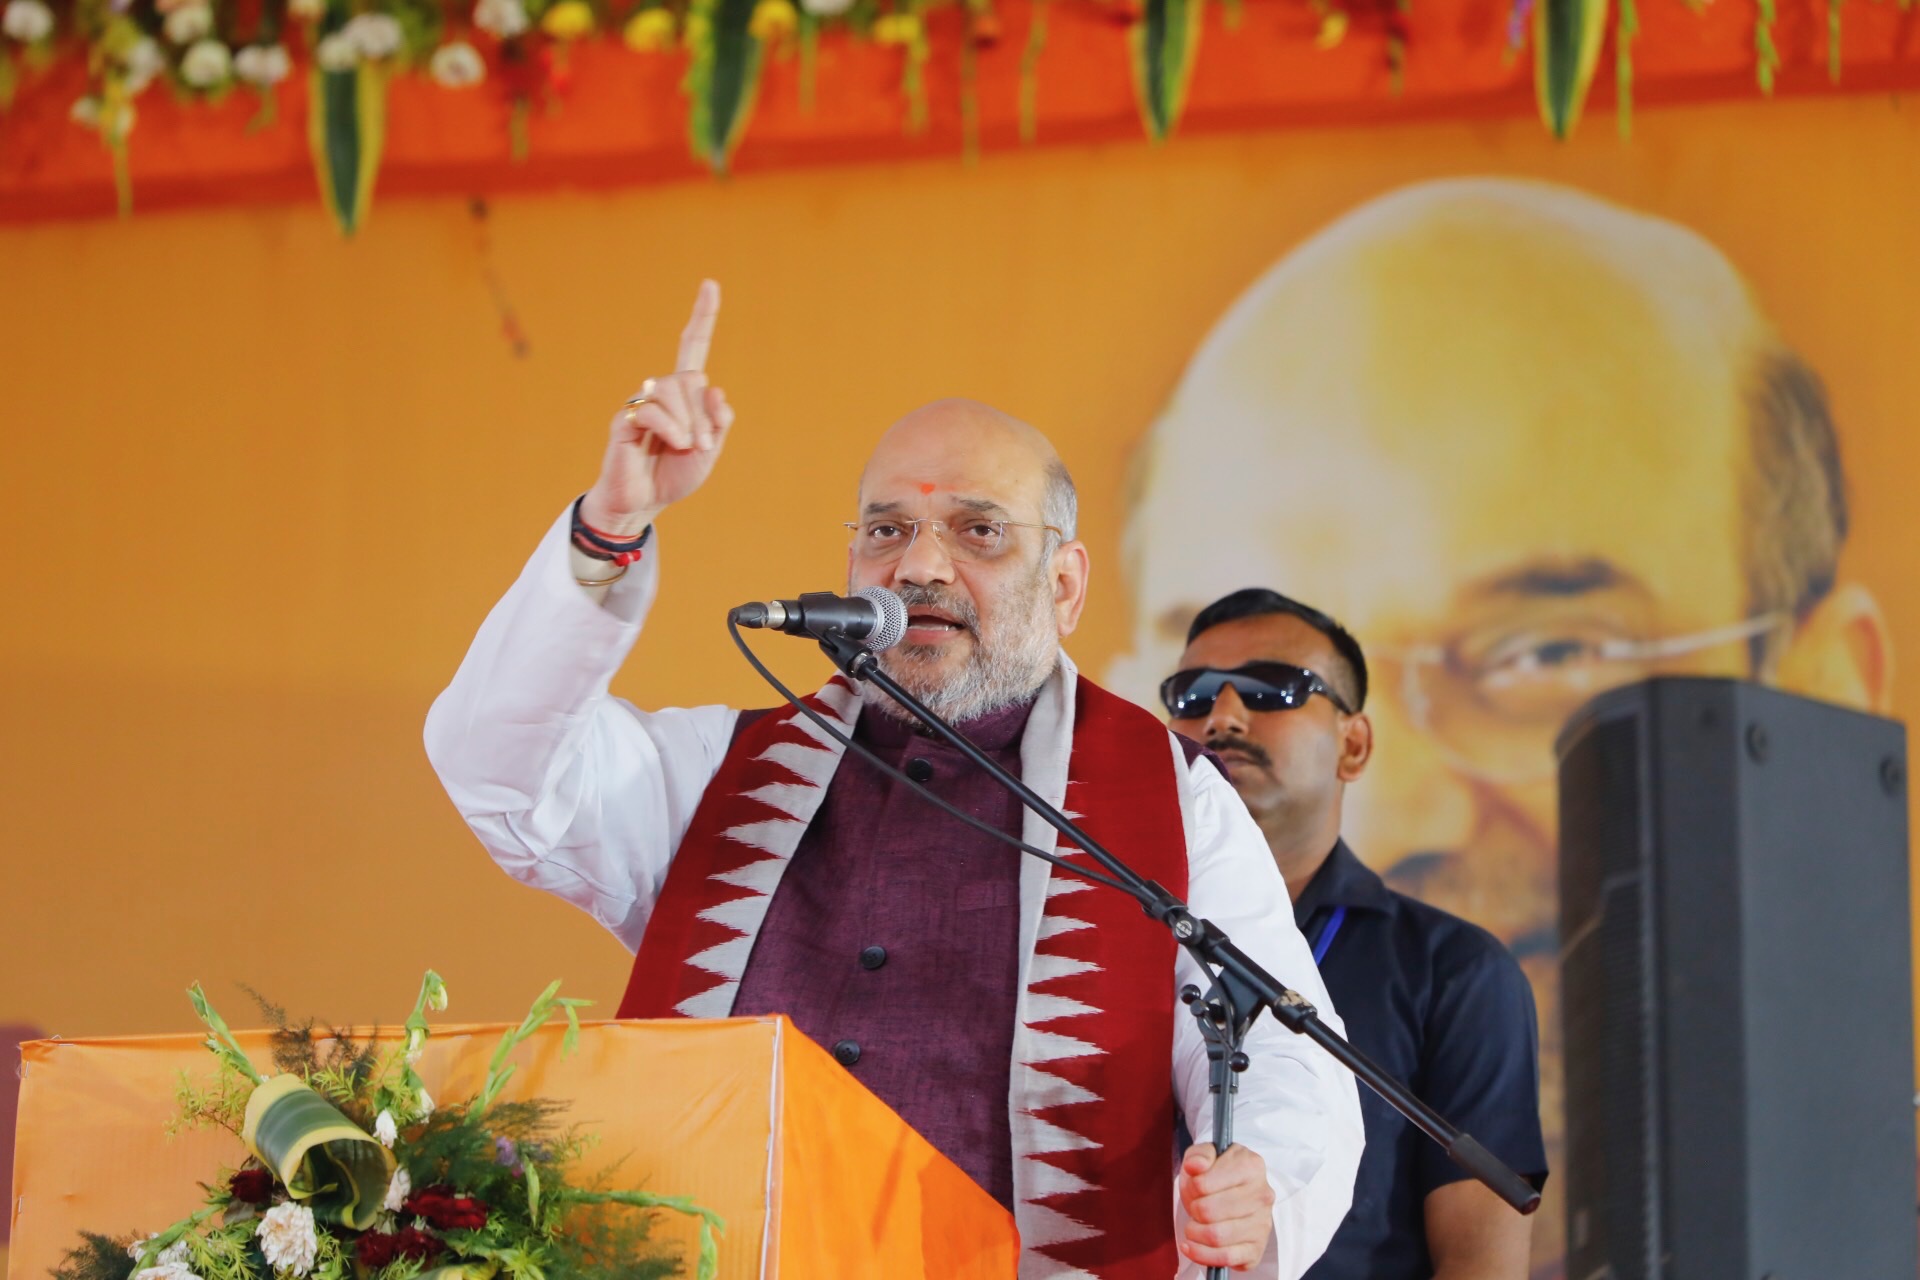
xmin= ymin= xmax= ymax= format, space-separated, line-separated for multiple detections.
xmin=579 ymin=279 xmax=735 ymax=536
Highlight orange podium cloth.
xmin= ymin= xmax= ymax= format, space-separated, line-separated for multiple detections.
xmin=5 ymin=1016 xmax=1018 ymax=1280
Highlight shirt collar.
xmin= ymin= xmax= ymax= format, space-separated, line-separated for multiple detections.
xmin=1291 ymin=840 xmax=1395 ymax=930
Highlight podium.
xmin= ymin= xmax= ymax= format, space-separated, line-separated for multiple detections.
xmin=6 ymin=1016 xmax=1018 ymax=1280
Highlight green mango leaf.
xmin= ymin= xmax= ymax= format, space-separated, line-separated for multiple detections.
xmin=1535 ymin=0 xmax=1609 ymax=139
xmin=1129 ymin=0 xmax=1205 ymax=141
xmin=307 ymin=11 xmax=388 ymax=237
xmin=685 ymin=0 xmax=766 ymax=174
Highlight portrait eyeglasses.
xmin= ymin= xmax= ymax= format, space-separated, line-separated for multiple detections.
xmin=1159 ymin=662 xmax=1355 ymax=719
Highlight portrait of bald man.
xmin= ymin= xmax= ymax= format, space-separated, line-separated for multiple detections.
xmin=1109 ymin=176 xmax=1893 ymax=1270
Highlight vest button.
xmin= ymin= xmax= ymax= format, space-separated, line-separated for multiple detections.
xmin=859 ymin=945 xmax=888 ymax=970
xmin=905 ymin=757 xmax=934 ymax=783
xmin=832 ymin=1039 xmax=862 ymax=1066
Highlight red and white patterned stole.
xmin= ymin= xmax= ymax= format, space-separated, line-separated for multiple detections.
xmin=617 ymin=675 xmax=860 ymax=1019
xmin=1008 ymin=675 xmax=1189 ymax=1279
xmin=616 ymin=666 xmax=1194 ymax=1279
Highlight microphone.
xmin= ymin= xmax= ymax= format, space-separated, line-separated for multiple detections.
xmin=730 ymin=587 xmax=908 ymax=652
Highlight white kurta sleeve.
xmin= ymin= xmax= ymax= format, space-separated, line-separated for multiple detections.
xmin=1172 ymin=757 xmax=1365 ymax=1280
xmin=423 ymin=507 xmax=738 ymax=953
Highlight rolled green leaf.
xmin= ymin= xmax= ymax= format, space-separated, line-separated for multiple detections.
xmin=1535 ymin=0 xmax=1609 ymax=138
xmin=685 ymin=0 xmax=766 ymax=174
xmin=243 ymin=1075 xmax=395 ymax=1229
xmin=1129 ymin=0 xmax=1205 ymax=141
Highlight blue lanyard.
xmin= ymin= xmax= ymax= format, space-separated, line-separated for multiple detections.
xmin=1311 ymin=905 xmax=1348 ymax=967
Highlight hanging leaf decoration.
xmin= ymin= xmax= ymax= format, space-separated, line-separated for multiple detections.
xmin=1535 ymin=0 xmax=1609 ymax=138
xmin=684 ymin=0 xmax=766 ymax=174
xmin=1019 ymin=0 xmax=1050 ymax=143
xmin=307 ymin=4 xmax=388 ymax=236
xmin=1755 ymin=0 xmax=1780 ymax=92
xmin=1615 ymin=0 xmax=1637 ymax=136
xmin=1827 ymin=0 xmax=1842 ymax=82
xmin=9 ymin=0 xmax=1898 ymax=229
xmin=1129 ymin=0 xmax=1205 ymax=141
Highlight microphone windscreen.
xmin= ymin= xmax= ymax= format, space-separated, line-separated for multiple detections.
xmin=854 ymin=586 xmax=908 ymax=652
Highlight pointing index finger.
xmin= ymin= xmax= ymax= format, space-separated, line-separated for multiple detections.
xmin=677 ymin=279 xmax=721 ymax=374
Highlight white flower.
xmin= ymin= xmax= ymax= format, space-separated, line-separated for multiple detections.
xmin=383 ymin=1166 xmax=412 ymax=1213
xmin=162 ymin=2 xmax=212 ymax=44
xmin=798 ymin=0 xmax=853 ymax=16
xmin=121 ymin=36 xmax=165 ymax=92
xmin=2 ymin=0 xmax=54 ymax=42
xmin=179 ymin=38 xmax=231 ymax=86
xmin=342 ymin=11 xmax=402 ymax=58
xmin=428 ymin=981 xmax=449 ymax=1012
xmin=255 ymin=1203 xmax=318 ymax=1278
xmin=416 ymin=1087 xmax=434 ymax=1121
xmin=428 ymin=41 xmax=483 ymax=87
xmin=133 ymin=1264 xmax=201 ymax=1280
xmin=127 ymin=1238 xmax=191 ymax=1269
xmin=313 ymin=32 xmax=357 ymax=70
xmin=74 ymin=94 xmax=136 ymax=137
xmin=233 ymin=42 xmax=291 ymax=85
xmin=472 ymin=0 xmax=527 ymax=38
xmin=373 ymin=1109 xmax=398 ymax=1148
xmin=287 ymin=0 xmax=325 ymax=18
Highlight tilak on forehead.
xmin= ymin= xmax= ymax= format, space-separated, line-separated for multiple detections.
xmin=919 ymin=482 xmax=937 ymax=495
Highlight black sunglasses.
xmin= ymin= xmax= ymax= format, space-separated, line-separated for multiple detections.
xmin=1160 ymin=661 xmax=1355 ymax=719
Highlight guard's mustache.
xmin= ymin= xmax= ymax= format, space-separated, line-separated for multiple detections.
xmin=1207 ymin=734 xmax=1272 ymax=768
xmin=894 ymin=583 xmax=979 ymax=635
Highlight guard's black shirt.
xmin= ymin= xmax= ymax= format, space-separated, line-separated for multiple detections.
xmin=1296 ymin=842 xmax=1548 ymax=1279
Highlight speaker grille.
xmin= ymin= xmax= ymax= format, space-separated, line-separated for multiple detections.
xmin=1560 ymin=712 xmax=1656 ymax=1280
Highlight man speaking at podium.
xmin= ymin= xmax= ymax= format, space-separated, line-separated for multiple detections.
xmin=426 ymin=282 xmax=1364 ymax=1278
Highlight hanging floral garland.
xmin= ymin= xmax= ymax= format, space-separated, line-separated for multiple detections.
xmin=0 ymin=0 xmax=1887 ymax=233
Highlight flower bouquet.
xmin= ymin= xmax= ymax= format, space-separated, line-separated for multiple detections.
xmin=49 ymin=973 xmax=722 ymax=1280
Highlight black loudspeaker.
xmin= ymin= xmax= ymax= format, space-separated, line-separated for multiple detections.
xmin=1557 ymin=677 xmax=1916 ymax=1280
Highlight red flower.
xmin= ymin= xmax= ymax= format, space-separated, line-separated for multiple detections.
xmin=402 ymin=1186 xmax=490 ymax=1233
xmin=355 ymin=1233 xmax=401 ymax=1270
xmin=228 ymin=1168 xmax=275 ymax=1206
xmin=395 ymin=1228 xmax=446 ymax=1263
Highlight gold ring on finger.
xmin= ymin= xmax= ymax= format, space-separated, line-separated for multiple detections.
xmin=625 ymin=395 xmax=652 ymax=409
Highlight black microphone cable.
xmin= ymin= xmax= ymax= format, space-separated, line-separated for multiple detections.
xmin=726 ymin=616 xmax=1134 ymax=896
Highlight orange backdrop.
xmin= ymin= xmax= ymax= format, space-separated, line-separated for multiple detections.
xmin=3 ymin=88 xmax=1919 ymax=1273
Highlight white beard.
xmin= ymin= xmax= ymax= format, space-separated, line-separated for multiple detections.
xmin=867 ymin=566 xmax=1061 ymax=725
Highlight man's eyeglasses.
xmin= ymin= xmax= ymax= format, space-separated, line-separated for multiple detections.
xmin=845 ymin=517 xmax=1064 ymax=564
xmin=1160 ymin=661 xmax=1356 ymax=720
xmin=1375 ymin=610 xmax=1792 ymax=784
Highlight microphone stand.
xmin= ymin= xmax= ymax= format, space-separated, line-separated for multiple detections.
xmin=811 ymin=629 xmax=1539 ymax=1276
